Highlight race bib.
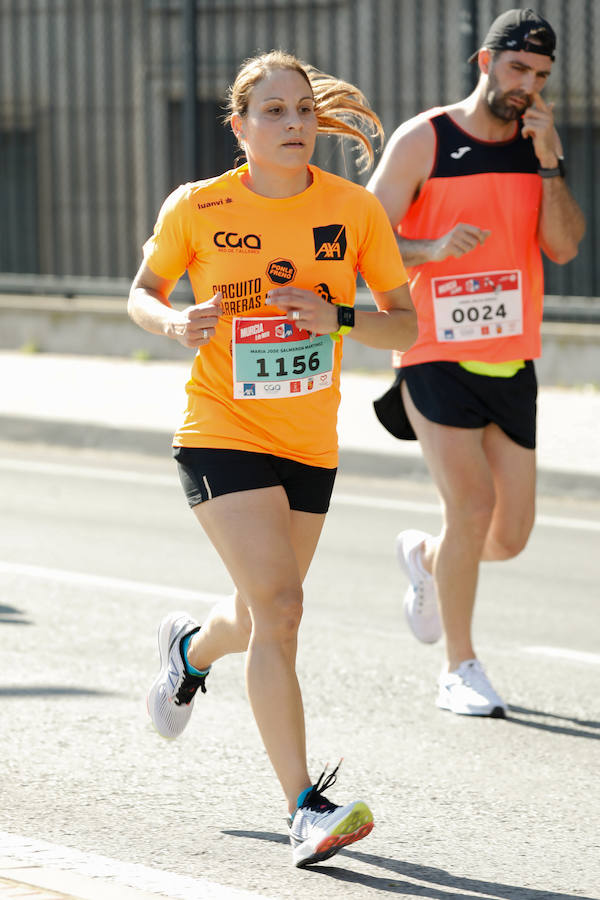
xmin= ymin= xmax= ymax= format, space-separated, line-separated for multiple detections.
xmin=232 ymin=316 xmax=334 ymax=399
xmin=432 ymin=270 xmax=523 ymax=342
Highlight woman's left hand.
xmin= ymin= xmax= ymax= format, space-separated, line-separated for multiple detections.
xmin=266 ymin=287 xmax=339 ymax=335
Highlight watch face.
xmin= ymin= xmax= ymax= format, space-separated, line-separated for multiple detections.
xmin=337 ymin=305 xmax=355 ymax=328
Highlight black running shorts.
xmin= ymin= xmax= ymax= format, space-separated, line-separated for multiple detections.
xmin=173 ymin=447 xmax=337 ymax=513
xmin=373 ymin=360 xmax=537 ymax=449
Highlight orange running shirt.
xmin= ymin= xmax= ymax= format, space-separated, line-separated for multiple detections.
xmin=143 ymin=164 xmax=408 ymax=467
xmin=397 ymin=111 xmax=544 ymax=367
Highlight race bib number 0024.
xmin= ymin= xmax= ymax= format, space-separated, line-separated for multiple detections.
xmin=432 ymin=270 xmax=523 ymax=342
xmin=232 ymin=316 xmax=334 ymax=399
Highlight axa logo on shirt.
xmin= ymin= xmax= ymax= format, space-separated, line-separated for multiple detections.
xmin=313 ymin=224 xmax=347 ymax=261
xmin=213 ymin=231 xmax=261 ymax=250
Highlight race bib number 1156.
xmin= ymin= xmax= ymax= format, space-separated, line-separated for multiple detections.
xmin=232 ymin=316 xmax=334 ymax=399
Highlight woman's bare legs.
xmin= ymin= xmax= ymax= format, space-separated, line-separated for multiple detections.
xmin=185 ymin=486 xmax=326 ymax=814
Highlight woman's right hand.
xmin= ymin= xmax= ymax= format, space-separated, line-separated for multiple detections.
xmin=167 ymin=293 xmax=223 ymax=348
xmin=129 ymin=262 xmax=222 ymax=348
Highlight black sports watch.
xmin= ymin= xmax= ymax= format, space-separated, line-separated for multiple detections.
xmin=330 ymin=304 xmax=355 ymax=341
xmin=538 ymin=157 xmax=566 ymax=178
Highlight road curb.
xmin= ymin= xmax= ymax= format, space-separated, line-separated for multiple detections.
xmin=2 ymin=414 xmax=599 ymax=499
xmin=0 ymin=834 xmax=272 ymax=900
xmin=0 ymin=869 xmax=171 ymax=899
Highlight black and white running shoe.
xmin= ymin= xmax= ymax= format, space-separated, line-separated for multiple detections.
xmin=147 ymin=611 xmax=209 ymax=739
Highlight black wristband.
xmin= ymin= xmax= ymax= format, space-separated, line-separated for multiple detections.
xmin=538 ymin=158 xmax=565 ymax=178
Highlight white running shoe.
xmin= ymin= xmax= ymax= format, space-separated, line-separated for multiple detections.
xmin=288 ymin=765 xmax=374 ymax=868
xmin=396 ymin=529 xmax=442 ymax=644
xmin=147 ymin=611 xmax=209 ymax=739
xmin=437 ymin=659 xmax=507 ymax=718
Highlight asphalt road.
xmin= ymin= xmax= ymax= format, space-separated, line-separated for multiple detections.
xmin=0 ymin=440 xmax=599 ymax=900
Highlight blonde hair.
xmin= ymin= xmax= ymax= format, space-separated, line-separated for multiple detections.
xmin=225 ymin=50 xmax=383 ymax=172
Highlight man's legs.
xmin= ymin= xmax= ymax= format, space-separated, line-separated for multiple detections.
xmin=480 ymin=422 xmax=536 ymax=562
xmin=401 ymin=383 xmax=536 ymax=708
xmin=402 ymin=382 xmax=495 ymax=668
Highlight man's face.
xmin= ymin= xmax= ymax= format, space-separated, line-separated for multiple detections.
xmin=485 ymin=49 xmax=553 ymax=121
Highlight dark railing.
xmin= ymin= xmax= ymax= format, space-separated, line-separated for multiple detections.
xmin=1 ymin=0 xmax=598 ymax=306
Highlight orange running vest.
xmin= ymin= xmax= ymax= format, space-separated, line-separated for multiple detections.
xmin=397 ymin=110 xmax=544 ymax=367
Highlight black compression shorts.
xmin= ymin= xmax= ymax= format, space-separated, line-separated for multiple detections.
xmin=373 ymin=360 xmax=537 ymax=449
xmin=173 ymin=447 xmax=337 ymax=513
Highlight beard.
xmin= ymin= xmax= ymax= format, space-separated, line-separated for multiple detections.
xmin=486 ymin=68 xmax=532 ymax=121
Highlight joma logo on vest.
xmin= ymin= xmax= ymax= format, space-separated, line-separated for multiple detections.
xmin=313 ymin=224 xmax=347 ymax=261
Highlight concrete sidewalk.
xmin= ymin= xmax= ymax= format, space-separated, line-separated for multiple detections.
xmin=0 ymin=831 xmax=263 ymax=899
xmin=0 ymin=351 xmax=599 ymax=496
xmin=0 ymin=870 xmax=175 ymax=900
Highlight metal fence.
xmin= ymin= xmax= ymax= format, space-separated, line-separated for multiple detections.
xmin=1 ymin=0 xmax=598 ymax=302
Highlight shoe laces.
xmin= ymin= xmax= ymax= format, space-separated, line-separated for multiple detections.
xmin=465 ymin=660 xmax=492 ymax=686
xmin=300 ymin=760 xmax=342 ymax=814
xmin=413 ymin=579 xmax=426 ymax=611
xmin=409 ymin=551 xmax=429 ymax=613
xmin=174 ymin=670 xmax=208 ymax=706
xmin=452 ymin=659 xmax=497 ymax=696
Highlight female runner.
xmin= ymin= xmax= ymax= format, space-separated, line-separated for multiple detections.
xmin=128 ymin=50 xmax=416 ymax=868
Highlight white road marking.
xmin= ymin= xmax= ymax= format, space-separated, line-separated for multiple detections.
xmin=332 ymin=492 xmax=440 ymax=515
xmin=0 ymin=832 xmax=271 ymax=900
xmin=535 ymin=513 xmax=600 ymax=532
xmin=1 ymin=458 xmax=598 ymax=530
xmin=0 ymin=561 xmax=225 ymax=606
xmin=0 ymin=457 xmax=176 ymax=486
xmin=1 ymin=561 xmax=596 ymax=673
xmin=522 ymin=646 xmax=600 ymax=665
xmin=333 ymin=493 xmax=600 ymax=532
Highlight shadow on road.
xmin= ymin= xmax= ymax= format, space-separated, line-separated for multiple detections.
xmin=506 ymin=704 xmax=600 ymax=740
xmin=0 ymin=604 xmax=31 ymax=625
xmin=223 ymin=830 xmax=595 ymax=899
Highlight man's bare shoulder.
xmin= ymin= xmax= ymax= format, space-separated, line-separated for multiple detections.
xmin=387 ymin=108 xmax=438 ymax=151
xmin=384 ymin=104 xmax=457 ymax=169
xmin=374 ymin=107 xmax=443 ymax=193
xmin=369 ymin=104 xmax=467 ymax=220
xmin=388 ymin=102 xmax=467 ymax=146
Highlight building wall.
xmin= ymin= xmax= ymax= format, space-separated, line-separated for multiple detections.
xmin=1 ymin=0 xmax=598 ymax=296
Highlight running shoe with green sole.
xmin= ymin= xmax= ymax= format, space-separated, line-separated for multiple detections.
xmin=288 ymin=764 xmax=374 ymax=867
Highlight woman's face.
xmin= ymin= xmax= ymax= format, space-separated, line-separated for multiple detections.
xmin=233 ymin=68 xmax=318 ymax=176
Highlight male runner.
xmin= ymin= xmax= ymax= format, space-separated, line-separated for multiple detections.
xmin=368 ymin=8 xmax=585 ymax=717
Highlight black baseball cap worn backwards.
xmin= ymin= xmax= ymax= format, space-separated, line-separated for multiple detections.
xmin=468 ymin=7 xmax=556 ymax=63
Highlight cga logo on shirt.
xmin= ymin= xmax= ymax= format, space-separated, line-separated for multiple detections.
xmin=213 ymin=231 xmax=261 ymax=250
xmin=313 ymin=224 xmax=347 ymax=261
xmin=267 ymin=258 xmax=297 ymax=284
